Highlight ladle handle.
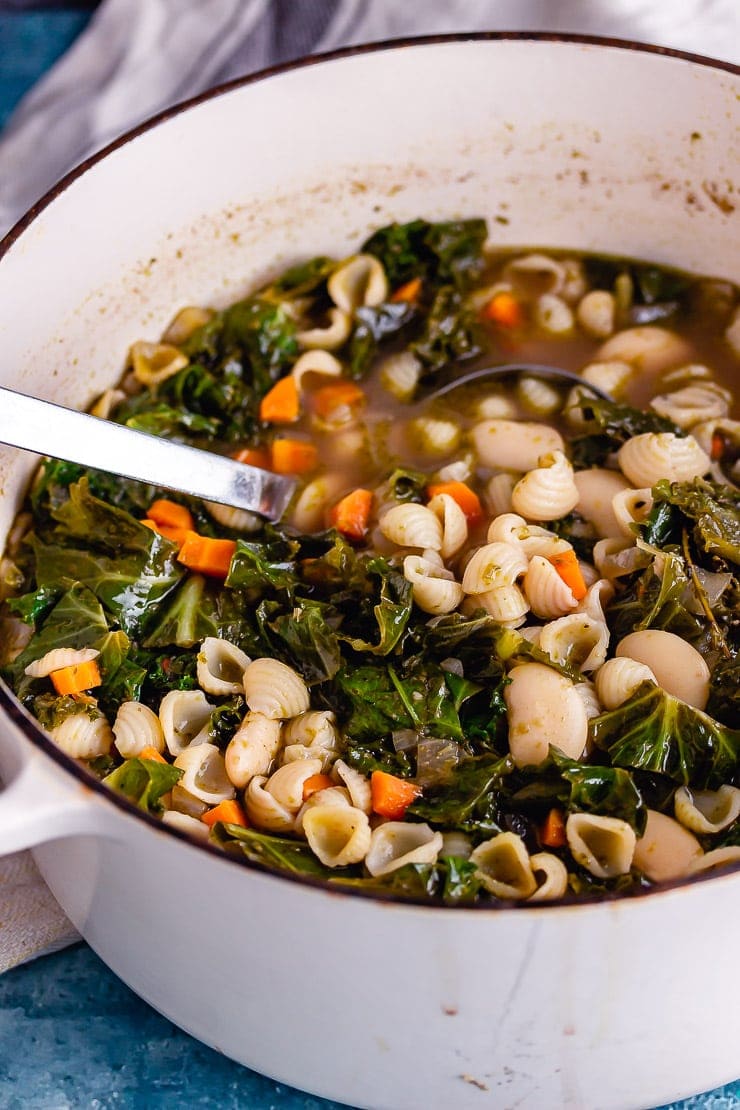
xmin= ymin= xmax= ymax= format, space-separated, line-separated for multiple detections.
xmin=0 ymin=386 xmax=295 ymax=518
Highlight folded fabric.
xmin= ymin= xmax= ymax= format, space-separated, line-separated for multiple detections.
xmin=1 ymin=0 xmax=739 ymax=970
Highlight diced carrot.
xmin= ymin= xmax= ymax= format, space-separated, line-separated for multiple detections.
xmin=302 ymin=773 xmax=334 ymax=801
xmin=370 ymin=770 xmax=422 ymax=820
xmin=139 ymin=746 xmax=168 ymax=765
xmin=547 ymin=548 xmax=588 ymax=601
xmin=231 ymin=446 xmax=272 ymax=470
xmin=540 ymin=807 xmax=567 ymax=849
xmin=310 ymin=380 xmax=366 ymax=420
xmin=482 ymin=291 xmax=524 ymax=329
xmin=177 ymin=531 xmax=237 ymax=578
xmin=141 ymin=518 xmax=190 ymax=545
xmin=259 ymin=375 xmax=300 ymax=424
xmin=201 ymin=799 xmax=248 ymax=829
xmin=50 ymin=659 xmax=102 ymax=696
xmin=426 ymin=480 xmax=484 ymax=526
xmin=329 ymin=488 xmax=374 ymax=540
xmin=390 ymin=276 xmax=422 ymax=303
xmin=710 ymin=431 xmax=725 ymax=461
xmin=270 ymin=438 xmax=319 ymax=475
xmin=146 ymin=499 xmax=195 ymax=532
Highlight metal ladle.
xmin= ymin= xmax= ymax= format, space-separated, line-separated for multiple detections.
xmin=0 ymin=367 xmax=610 ymax=521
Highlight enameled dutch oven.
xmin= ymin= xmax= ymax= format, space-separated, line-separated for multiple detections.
xmin=0 ymin=35 xmax=738 ymax=1110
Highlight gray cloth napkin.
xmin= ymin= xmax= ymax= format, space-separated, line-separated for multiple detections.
xmin=1 ymin=0 xmax=739 ymax=970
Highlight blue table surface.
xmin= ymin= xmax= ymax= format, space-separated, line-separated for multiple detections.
xmin=1 ymin=10 xmax=739 ymax=1109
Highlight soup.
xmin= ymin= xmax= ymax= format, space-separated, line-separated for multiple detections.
xmin=1 ymin=217 xmax=738 ymax=904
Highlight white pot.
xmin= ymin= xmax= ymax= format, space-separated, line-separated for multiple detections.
xmin=0 ymin=36 xmax=738 ymax=1110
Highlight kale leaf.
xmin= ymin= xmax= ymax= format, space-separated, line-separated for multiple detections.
xmin=590 ymin=681 xmax=740 ymax=789
xmin=647 ymin=479 xmax=740 ymax=566
xmin=569 ymin=398 xmax=684 ymax=469
xmin=361 ymin=218 xmax=487 ymax=291
xmin=103 ymin=758 xmax=183 ymax=814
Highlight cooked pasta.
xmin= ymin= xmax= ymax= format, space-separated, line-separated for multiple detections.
xmin=4 ymin=218 xmax=739 ymax=906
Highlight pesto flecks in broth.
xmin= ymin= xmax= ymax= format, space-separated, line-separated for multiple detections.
xmin=2 ymin=219 xmax=739 ymax=904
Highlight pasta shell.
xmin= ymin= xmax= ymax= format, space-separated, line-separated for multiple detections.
xmin=632 ymin=809 xmax=702 ymax=882
xmin=427 ymin=493 xmax=468 ymax=560
xmin=582 ymin=360 xmax=633 ymax=397
xmin=161 ymin=811 xmax=210 ymax=841
xmin=296 ymin=308 xmax=352 ymax=351
xmin=364 ymin=821 xmax=443 ymax=877
xmin=162 ymin=305 xmax=213 ymax=345
xmin=290 ymin=472 xmax=346 ymax=532
xmin=538 ymin=614 xmax=609 ymax=673
xmin=159 ymin=689 xmax=213 ymax=756
xmin=24 ymin=646 xmax=99 ymax=678
xmin=574 ymin=680 xmax=602 ymax=721
xmin=291 ymin=349 xmax=343 ymax=392
xmin=674 ymin=785 xmax=740 ymax=835
xmin=403 ymin=555 xmax=464 ymax=616
xmin=649 ymin=384 xmax=729 ymax=429
xmin=611 ymin=488 xmax=654 ymax=538
xmin=130 ymin=341 xmax=188 ymax=386
xmin=472 ymin=420 xmax=564 ymax=472
xmin=407 ymin=417 xmax=461 ymax=457
xmin=486 ymin=473 xmax=516 ymax=517
xmin=196 ymin=637 xmax=251 ymax=696
xmin=505 ymin=663 xmax=588 ymax=766
xmin=470 ymin=832 xmax=537 ymax=899
xmin=511 ymin=451 xmax=579 ymax=522
xmin=52 ymin=713 xmax=113 ymax=759
xmin=302 ymin=804 xmax=372 ymax=867
xmin=593 ymin=537 xmax=649 ymax=580
xmin=486 ymin=512 xmax=526 ymax=545
xmin=113 ymin=701 xmax=165 ymax=758
xmin=462 ymin=542 xmax=528 ymax=594
xmin=204 ymin=500 xmax=261 ymax=533
xmin=475 ymin=393 xmax=518 ymax=420
xmin=90 ymin=388 xmax=126 ymax=419
xmin=265 ymin=758 xmax=324 ymax=812
xmin=328 ymin=254 xmax=388 ymax=313
xmin=379 ymin=503 xmax=443 ymax=551
xmin=332 ymin=759 xmax=373 ymax=814
xmin=625 ymin=432 xmax=710 ymax=487
xmin=528 ymin=852 xmax=569 ymax=901
xmin=532 ymin=296 xmax=574 ymax=340
xmin=174 ymin=742 xmax=235 ymax=805
xmin=595 ymin=657 xmax=657 ymax=710
xmin=476 ymin=584 xmax=529 ymax=625
xmin=246 ymin=775 xmax=295 ymax=832
xmin=243 ymin=658 xmax=310 ymax=719
xmin=225 ymin=711 xmax=282 ymax=788
xmin=283 ymin=710 xmax=340 ymax=763
xmin=503 ymin=253 xmax=565 ymax=297
xmin=523 ymin=556 xmax=578 ymax=619
xmin=294 ymin=786 xmax=352 ymax=837
xmin=576 ymin=290 xmax=615 ymax=338
xmin=687 ymin=847 xmax=740 ymax=876
xmin=566 ymin=813 xmax=636 ymax=878
xmin=379 ymin=350 xmax=422 ymax=401
xmin=516 ymin=527 xmax=571 ymax=559
xmin=169 ymin=784 xmax=209 ymax=819
xmin=576 ymin=578 xmax=614 ymax=625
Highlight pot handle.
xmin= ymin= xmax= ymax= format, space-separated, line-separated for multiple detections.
xmin=0 ymin=734 xmax=108 ymax=855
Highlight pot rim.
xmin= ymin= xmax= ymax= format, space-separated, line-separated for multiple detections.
xmin=1 ymin=31 xmax=738 ymax=913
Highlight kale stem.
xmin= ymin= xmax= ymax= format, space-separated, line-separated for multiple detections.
xmin=681 ymin=528 xmax=731 ymax=659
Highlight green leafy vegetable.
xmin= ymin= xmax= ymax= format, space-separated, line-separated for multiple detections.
xmin=590 ymin=682 xmax=740 ymax=789
xmin=348 ymin=302 xmax=416 ymax=379
xmin=408 ymin=752 xmax=514 ymax=836
xmin=103 ymin=758 xmax=183 ymax=814
xmin=412 ymin=285 xmax=483 ymax=372
xmin=362 ymin=218 xmax=487 ymax=290
xmin=570 ymin=398 xmax=684 ymax=469
xmin=647 ymin=479 xmax=740 ymax=566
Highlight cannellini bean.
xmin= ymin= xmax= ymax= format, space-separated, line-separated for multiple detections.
xmin=472 ymin=420 xmax=564 ymax=472
xmin=633 ymin=809 xmax=702 ymax=882
xmin=573 ymin=468 xmax=631 ymax=539
xmin=615 ymin=630 xmax=710 ymax=710
xmin=504 ymin=663 xmax=588 ymax=766
xmin=596 ymin=325 xmax=692 ymax=373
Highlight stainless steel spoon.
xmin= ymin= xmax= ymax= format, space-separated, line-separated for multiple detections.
xmin=0 ymin=368 xmax=610 ymax=521
xmin=0 ymin=386 xmax=296 ymax=520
